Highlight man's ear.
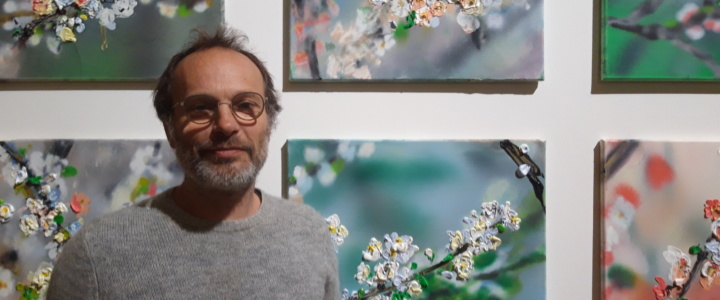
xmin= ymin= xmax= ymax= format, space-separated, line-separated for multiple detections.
xmin=163 ymin=120 xmax=176 ymax=149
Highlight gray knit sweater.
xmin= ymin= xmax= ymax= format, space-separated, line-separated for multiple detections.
xmin=46 ymin=189 xmax=340 ymax=299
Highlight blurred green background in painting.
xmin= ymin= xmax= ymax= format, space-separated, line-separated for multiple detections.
xmin=603 ymin=0 xmax=720 ymax=80
xmin=0 ymin=0 xmax=223 ymax=80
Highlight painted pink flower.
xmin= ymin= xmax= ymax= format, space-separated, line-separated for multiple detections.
xmin=705 ymin=199 xmax=720 ymax=220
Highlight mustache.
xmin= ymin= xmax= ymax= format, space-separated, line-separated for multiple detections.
xmin=195 ymin=139 xmax=254 ymax=154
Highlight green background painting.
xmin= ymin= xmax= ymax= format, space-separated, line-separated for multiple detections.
xmin=286 ymin=140 xmax=546 ymax=299
xmin=602 ymin=0 xmax=720 ymax=80
xmin=0 ymin=0 xmax=223 ymax=80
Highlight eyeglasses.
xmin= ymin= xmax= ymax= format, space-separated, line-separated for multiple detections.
xmin=173 ymin=92 xmax=267 ymax=125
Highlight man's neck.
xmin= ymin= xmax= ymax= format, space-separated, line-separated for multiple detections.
xmin=172 ymin=180 xmax=262 ymax=221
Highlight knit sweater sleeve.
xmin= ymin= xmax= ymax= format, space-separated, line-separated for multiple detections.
xmin=46 ymin=229 xmax=99 ymax=300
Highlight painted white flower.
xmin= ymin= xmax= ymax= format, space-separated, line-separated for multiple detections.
xmin=608 ymin=196 xmax=635 ymax=229
xmin=712 ymin=219 xmax=720 ymax=238
xmin=664 ymin=246 xmax=692 ymax=286
xmin=391 ymin=266 xmax=412 ymax=291
xmin=354 ymin=262 xmax=370 ymax=283
xmin=389 ymin=0 xmax=411 ymax=18
xmin=0 ymin=267 xmax=15 ymax=297
xmin=372 ymin=261 xmax=399 ymax=285
xmin=337 ymin=142 xmax=357 ymax=162
xmin=157 ymin=1 xmax=178 ymax=18
xmin=407 ymin=280 xmax=422 ymax=295
xmin=0 ymin=203 xmax=14 ymax=223
xmin=369 ymin=0 xmax=387 ymax=5
xmin=193 ymin=1 xmax=208 ymax=12
xmin=362 ymin=237 xmax=383 ymax=261
xmin=447 ymin=230 xmax=464 ymax=251
xmin=304 ymin=147 xmax=325 ymax=164
xmin=53 ymin=202 xmax=68 ymax=214
xmin=317 ymin=162 xmax=337 ymax=186
xmin=20 ymin=214 xmax=39 ymax=236
xmin=98 ymin=8 xmax=117 ymax=30
xmin=357 ymin=142 xmax=375 ymax=158
xmin=499 ymin=201 xmax=521 ymax=231
xmin=457 ymin=12 xmax=480 ymax=34
xmin=382 ymin=232 xmax=419 ymax=263
xmin=292 ymin=165 xmax=313 ymax=195
xmin=452 ymin=251 xmax=475 ymax=280
xmin=29 ymin=262 xmax=53 ymax=295
xmin=424 ymin=248 xmax=434 ymax=261
xmin=326 ymin=214 xmax=349 ymax=247
xmin=26 ymin=197 xmax=45 ymax=214
xmin=707 ymin=240 xmax=720 ymax=265
xmin=14 ymin=166 xmax=28 ymax=185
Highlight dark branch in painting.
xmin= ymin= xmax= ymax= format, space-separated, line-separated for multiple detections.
xmin=606 ymin=0 xmax=720 ymax=77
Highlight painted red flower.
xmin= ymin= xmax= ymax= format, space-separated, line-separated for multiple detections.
xmin=705 ymin=199 xmax=720 ymax=220
xmin=652 ymin=276 xmax=668 ymax=300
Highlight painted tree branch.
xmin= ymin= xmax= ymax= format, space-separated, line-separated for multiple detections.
xmin=356 ymin=244 xmax=470 ymax=300
xmin=607 ymin=4 xmax=720 ymax=77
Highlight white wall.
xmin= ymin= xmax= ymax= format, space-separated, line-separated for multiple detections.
xmin=2 ymin=0 xmax=720 ymax=299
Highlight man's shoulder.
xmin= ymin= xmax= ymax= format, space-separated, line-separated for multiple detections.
xmin=261 ymin=191 xmax=327 ymax=228
xmin=75 ymin=194 xmax=169 ymax=241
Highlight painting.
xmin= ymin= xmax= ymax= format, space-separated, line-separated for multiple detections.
xmin=602 ymin=0 xmax=720 ymax=80
xmin=0 ymin=0 xmax=223 ymax=80
xmin=288 ymin=0 xmax=544 ymax=81
xmin=599 ymin=140 xmax=720 ymax=299
xmin=0 ymin=140 xmax=183 ymax=299
xmin=286 ymin=139 xmax=546 ymax=299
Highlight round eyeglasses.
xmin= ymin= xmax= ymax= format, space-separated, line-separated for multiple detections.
xmin=173 ymin=92 xmax=267 ymax=125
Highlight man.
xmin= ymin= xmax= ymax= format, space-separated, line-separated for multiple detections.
xmin=47 ymin=27 xmax=340 ymax=299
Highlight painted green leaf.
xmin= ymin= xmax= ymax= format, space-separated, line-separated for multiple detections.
xmin=474 ymin=251 xmax=498 ymax=270
xmin=61 ymin=166 xmax=78 ymax=177
xmin=608 ymin=264 xmax=636 ymax=289
xmin=418 ymin=276 xmax=429 ymax=288
xmin=496 ymin=274 xmax=523 ymax=295
xmin=27 ymin=176 xmax=42 ymax=185
xmin=663 ymin=19 xmax=679 ymax=28
xmin=177 ymin=4 xmax=191 ymax=17
xmin=358 ymin=289 xmax=365 ymax=298
xmin=331 ymin=158 xmax=345 ymax=173
xmin=442 ymin=253 xmax=454 ymax=262
xmin=18 ymin=148 xmax=26 ymax=156
xmin=288 ymin=176 xmax=297 ymax=185
xmin=411 ymin=262 xmax=418 ymax=270
xmin=54 ymin=214 xmax=64 ymax=225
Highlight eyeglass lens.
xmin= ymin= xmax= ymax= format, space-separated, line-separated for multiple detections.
xmin=182 ymin=93 xmax=264 ymax=123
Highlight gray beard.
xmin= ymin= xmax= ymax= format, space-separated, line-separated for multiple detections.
xmin=174 ymin=139 xmax=268 ymax=192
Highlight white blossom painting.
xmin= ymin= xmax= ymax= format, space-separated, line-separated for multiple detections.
xmin=286 ymin=139 xmax=546 ymax=299
xmin=0 ymin=140 xmax=182 ymax=299
xmin=289 ymin=0 xmax=544 ymax=81
xmin=0 ymin=0 xmax=223 ymax=80
xmin=599 ymin=140 xmax=720 ymax=300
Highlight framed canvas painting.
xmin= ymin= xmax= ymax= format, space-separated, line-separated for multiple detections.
xmin=0 ymin=140 xmax=183 ymax=299
xmin=0 ymin=0 xmax=223 ymax=81
xmin=288 ymin=0 xmax=544 ymax=81
xmin=602 ymin=0 xmax=720 ymax=81
xmin=599 ymin=140 xmax=720 ymax=299
xmin=286 ymin=139 xmax=546 ymax=299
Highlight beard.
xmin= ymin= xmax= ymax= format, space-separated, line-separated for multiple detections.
xmin=172 ymin=134 xmax=269 ymax=192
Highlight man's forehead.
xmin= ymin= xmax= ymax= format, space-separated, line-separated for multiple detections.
xmin=171 ymin=47 xmax=264 ymax=93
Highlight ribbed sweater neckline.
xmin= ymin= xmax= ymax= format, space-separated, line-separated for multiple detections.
xmin=147 ymin=187 xmax=271 ymax=233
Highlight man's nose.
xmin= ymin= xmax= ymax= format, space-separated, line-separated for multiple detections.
xmin=213 ymin=103 xmax=240 ymax=135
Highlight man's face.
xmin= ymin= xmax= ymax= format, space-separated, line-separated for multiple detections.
xmin=165 ymin=47 xmax=270 ymax=192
